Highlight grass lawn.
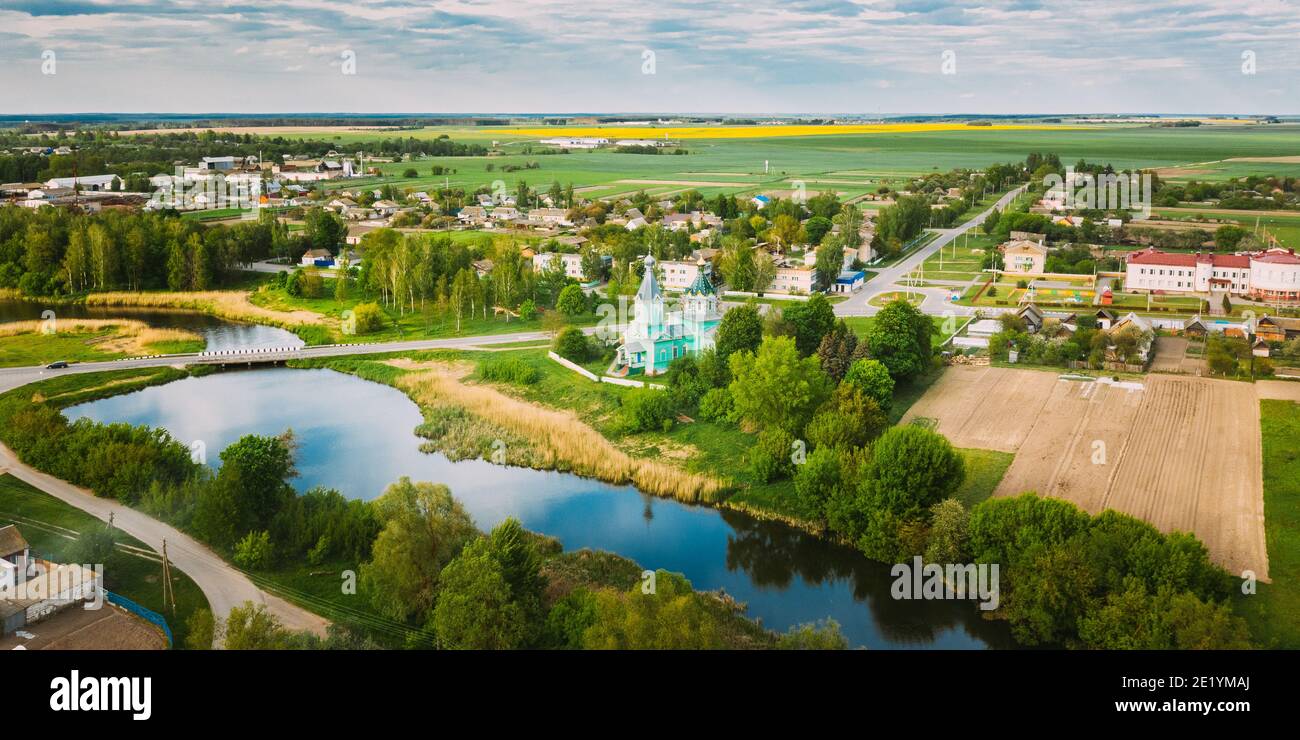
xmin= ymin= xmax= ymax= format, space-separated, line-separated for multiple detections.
xmin=952 ymin=449 xmax=1014 ymax=508
xmin=843 ymin=316 xmax=957 ymax=352
xmin=0 ymin=473 xmax=208 ymax=648
xmin=868 ymin=291 xmax=925 ymax=309
xmin=250 ymin=280 xmax=598 ymax=344
xmin=0 ymin=328 xmax=205 ymax=368
xmin=1236 ymin=399 xmax=1300 ymax=648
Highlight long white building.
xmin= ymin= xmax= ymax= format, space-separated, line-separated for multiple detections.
xmin=1124 ymin=246 xmax=1300 ymax=304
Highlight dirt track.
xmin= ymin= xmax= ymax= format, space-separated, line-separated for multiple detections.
xmin=903 ymin=366 xmax=1269 ymax=579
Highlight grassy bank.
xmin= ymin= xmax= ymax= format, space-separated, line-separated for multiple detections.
xmin=0 ymin=473 xmax=208 ymax=648
xmin=0 ymin=319 xmax=204 ymax=367
xmin=1237 ymin=399 xmax=1300 ymax=648
xmin=249 ymin=279 xmax=600 ymax=345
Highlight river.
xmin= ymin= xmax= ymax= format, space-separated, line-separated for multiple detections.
xmin=64 ymin=366 xmax=1016 ymax=649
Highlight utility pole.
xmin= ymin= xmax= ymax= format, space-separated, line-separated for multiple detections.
xmin=161 ymin=540 xmax=176 ymax=615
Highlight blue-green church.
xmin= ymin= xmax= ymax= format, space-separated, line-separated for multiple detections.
xmin=613 ymin=255 xmax=721 ymax=376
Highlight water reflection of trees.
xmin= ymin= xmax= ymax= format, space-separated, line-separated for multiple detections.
xmin=719 ymin=509 xmax=1018 ymax=648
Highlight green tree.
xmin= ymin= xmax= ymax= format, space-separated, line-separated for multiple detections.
xmin=193 ymin=433 xmax=297 ymax=549
xmin=431 ymin=543 xmax=522 ymax=649
xmin=794 ymin=445 xmax=853 ymax=524
xmin=814 ymin=319 xmax=858 ymax=381
xmin=221 ymin=601 xmax=296 ymax=650
xmin=804 ymin=384 xmax=887 ymax=451
xmin=843 ymin=358 xmax=895 ymax=411
xmin=553 ymin=326 xmax=590 ymax=362
xmin=715 ymin=304 xmax=763 ymax=364
xmin=303 ymin=207 xmax=345 ymax=252
xmin=813 ymin=238 xmax=843 ymax=292
xmin=862 ymin=299 xmax=934 ymax=380
xmin=556 ymin=283 xmax=588 ymax=316
xmin=233 ymin=530 xmax=273 ymax=570
xmin=728 ymin=336 xmax=832 ymax=436
xmin=351 ymin=302 xmax=386 ymax=334
xmin=924 ymin=499 xmax=970 ymax=563
xmin=360 ymin=478 xmax=477 ymax=622
xmin=777 ymin=619 xmax=849 ymax=649
xmin=783 ymin=293 xmax=836 ymax=356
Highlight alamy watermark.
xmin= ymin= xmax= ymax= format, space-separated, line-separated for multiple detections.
xmin=891 ymin=556 xmax=999 ymax=611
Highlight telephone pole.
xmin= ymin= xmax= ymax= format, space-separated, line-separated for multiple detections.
xmin=161 ymin=540 xmax=176 ymax=615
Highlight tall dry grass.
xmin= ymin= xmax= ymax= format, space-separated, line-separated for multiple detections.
xmin=394 ymin=363 xmax=728 ymax=503
xmin=85 ymin=291 xmax=325 ymax=327
xmin=0 ymin=318 xmax=202 ymax=354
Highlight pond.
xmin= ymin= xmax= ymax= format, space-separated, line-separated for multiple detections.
xmin=65 ymin=366 xmax=1016 ymax=649
xmin=0 ymin=298 xmax=302 ymax=353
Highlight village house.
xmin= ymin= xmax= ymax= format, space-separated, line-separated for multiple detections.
xmin=532 ymin=251 xmax=586 ymax=280
xmin=1000 ymin=238 xmax=1049 ymax=275
xmin=371 ymin=199 xmax=400 ymax=217
xmin=539 ymin=137 xmax=608 ymax=149
xmin=458 ymin=205 xmax=489 ymax=225
xmin=832 ymin=270 xmax=867 ymax=294
xmin=1 ymin=525 xmax=104 ymax=639
xmin=301 ymin=248 xmax=333 ymax=266
xmin=1255 ymin=315 xmax=1300 ymax=342
xmin=526 ymin=207 xmax=572 ymax=227
xmin=490 ymin=206 xmax=521 ymax=223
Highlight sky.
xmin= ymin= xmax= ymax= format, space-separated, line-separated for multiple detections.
xmin=1 ymin=0 xmax=1297 ymax=115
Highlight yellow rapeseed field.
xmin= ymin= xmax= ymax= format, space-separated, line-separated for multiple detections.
xmin=501 ymin=123 xmax=1084 ymax=140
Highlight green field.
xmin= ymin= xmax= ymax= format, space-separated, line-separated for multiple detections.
xmin=311 ymin=124 xmax=1300 ymax=205
xmin=0 ymin=473 xmax=208 ymax=648
xmin=1237 ymin=400 xmax=1300 ymax=648
xmin=1153 ymin=208 xmax=1300 ymax=250
xmin=0 ymin=329 xmax=205 ymax=368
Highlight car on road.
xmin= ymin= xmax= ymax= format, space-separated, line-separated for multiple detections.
xmin=46 ymin=360 xmax=69 ymax=369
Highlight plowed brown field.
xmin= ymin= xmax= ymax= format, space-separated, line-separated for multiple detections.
xmin=903 ymin=366 xmax=1269 ymax=579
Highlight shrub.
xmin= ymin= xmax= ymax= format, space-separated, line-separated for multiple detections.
xmin=477 ymin=357 xmax=542 ymax=385
xmin=351 ymin=302 xmax=387 ymax=334
xmin=617 ymin=387 xmax=676 ymax=434
xmin=233 ymin=530 xmax=273 ymax=570
xmin=299 ymin=272 xmax=324 ymax=298
xmin=749 ymin=427 xmax=795 ymax=483
xmin=556 ymin=284 xmax=588 ymax=316
xmin=697 ymin=387 xmax=735 ymax=423
xmin=518 ymin=299 xmax=537 ymax=321
xmin=307 ymin=535 xmax=330 ymax=566
xmin=553 ymin=326 xmax=590 ymax=362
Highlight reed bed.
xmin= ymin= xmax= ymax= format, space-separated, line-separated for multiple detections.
xmin=0 ymin=318 xmax=201 ymax=355
xmin=85 ymin=290 xmax=325 ymax=328
xmin=394 ymin=363 xmax=728 ymax=503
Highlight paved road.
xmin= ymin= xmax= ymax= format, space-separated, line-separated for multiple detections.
xmin=0 ymin=443 xmax=329 ymax=646
xmin=835 ymin=185 xmax=1027 ymax=318
xmin=0 ymin=326 xmax=569 ymax=395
